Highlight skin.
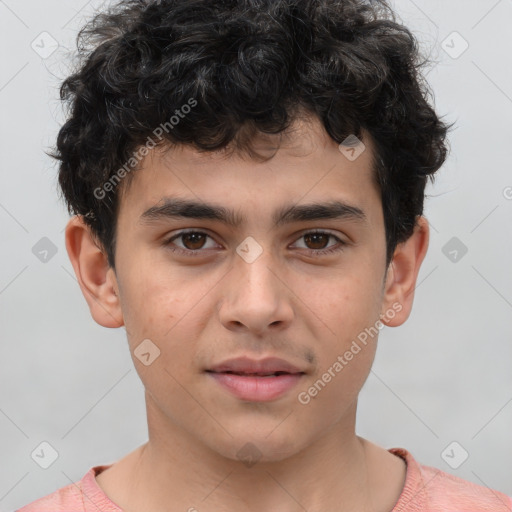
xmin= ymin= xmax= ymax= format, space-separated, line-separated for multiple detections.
xmin=65 ymin=115 xmax=429 ymax=512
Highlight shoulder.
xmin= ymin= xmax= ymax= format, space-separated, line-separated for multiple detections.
xmin=389 ymin=447 xmax=512 ymax=512
xmin=418 ymin=464 xmax=512 ymax=511
xmin=15 ymin=481 xmax=84 ymax=512
xmin=15 ymin=465 xmax=119 ymax=512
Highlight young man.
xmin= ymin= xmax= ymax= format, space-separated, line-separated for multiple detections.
xmin=17 ymin=0 xmax=512 ymax=510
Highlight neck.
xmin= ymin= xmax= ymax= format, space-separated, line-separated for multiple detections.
xmin=96 ymin=396 xmax=405 ymax=512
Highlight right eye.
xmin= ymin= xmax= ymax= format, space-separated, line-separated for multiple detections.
xmin=163 ymin=230 xmax=221 ymax=256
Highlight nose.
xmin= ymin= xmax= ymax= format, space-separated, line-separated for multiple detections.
xmin=218 ymin=246 xmax=294 ymax=335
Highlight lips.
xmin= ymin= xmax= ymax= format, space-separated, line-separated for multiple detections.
xmin=206 ymin=356 xmax=305 ymax=376
xmin=206 ymin=356 xmax=306 ymax=401
xmin=215 ymin=371 xmax=290 ymax=377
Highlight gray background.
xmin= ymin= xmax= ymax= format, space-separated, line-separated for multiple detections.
xmin=1 ymin=0 xmax=511 ymax=509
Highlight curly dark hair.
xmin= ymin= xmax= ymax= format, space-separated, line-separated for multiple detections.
xmin=54 ymin=0 xmax=453 ymax=270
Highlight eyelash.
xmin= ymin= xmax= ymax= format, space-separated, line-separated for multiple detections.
xmin=163 ymin=229 xmax=346 ymax=257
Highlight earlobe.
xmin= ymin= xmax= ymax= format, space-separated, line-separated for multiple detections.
xmin=65 ymin=215 xmax=124 ymax=328
xmin=380 ymin=216 xmax=430 ymax=327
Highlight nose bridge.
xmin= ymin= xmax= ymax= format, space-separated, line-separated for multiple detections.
xmin=234 ymin=235 xmax=280 ymax=301
xmin=218 ymin=235 xmax=293 ymax=332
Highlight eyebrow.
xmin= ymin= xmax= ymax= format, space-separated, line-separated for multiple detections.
xmin=139 ymin=196 xmax=367 ymax=228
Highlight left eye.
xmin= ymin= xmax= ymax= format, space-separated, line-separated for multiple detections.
xmin=163 ymin=230 xmax=346 ymax=256
xmin=292 ymin=231 xmax=343 ymax=252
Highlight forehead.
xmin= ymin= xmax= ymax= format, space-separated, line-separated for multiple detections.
xmin=117 ymin=119 xmax=381 ymax=228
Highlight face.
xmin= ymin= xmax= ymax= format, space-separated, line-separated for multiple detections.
xmin=69 ymin=116 xmax=427 ymax=464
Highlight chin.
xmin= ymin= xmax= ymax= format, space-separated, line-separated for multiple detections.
xmin=204 ymin=427 xmax=309 ymax=466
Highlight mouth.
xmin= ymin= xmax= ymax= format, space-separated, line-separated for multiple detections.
xmin=205 ymin=368 xmax=305 ymax=402
xmin=205 ymin=356 xmax=307 ymax=401
xmin=206 ymin=356 xmax=306 ymax=375
xmin=206 ymin=370 xmax=304 ymax=377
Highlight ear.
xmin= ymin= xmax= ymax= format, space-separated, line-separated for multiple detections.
xmin=380 ymin=215 xmax=429 ymax=327
xmin=64 ymin=215 xmax=124 ymax=328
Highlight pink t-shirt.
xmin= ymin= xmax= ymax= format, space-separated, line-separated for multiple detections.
xmin=16 ymin=447 xmax=512 ymax=512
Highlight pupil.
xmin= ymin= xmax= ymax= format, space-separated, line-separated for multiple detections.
xmin=305 ymin=233 xmax=328 ymax=250
xmin=184 ymin=233 xmax=205 ymax=250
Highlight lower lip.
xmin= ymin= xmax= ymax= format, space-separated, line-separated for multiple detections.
xmin=207 ymin=372 xmax=304 ymax=401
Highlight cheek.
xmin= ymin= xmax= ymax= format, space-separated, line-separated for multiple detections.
xmin=300 ymin=263 xmax=383 ymax=335
xmin=117 ymin=267 xmax=183 ymax=364
xmin=120 ymin=273 xmax=201 ymax=407
xmin=297 ymin=293 xmax=380 ymax=417
xmin=120 ymin=265 xmax=218 ymax=375
xmin=297 ymin=266 xmax=382 ymax=389
xmin=121 ymin=250 xmax=191 ymax=325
